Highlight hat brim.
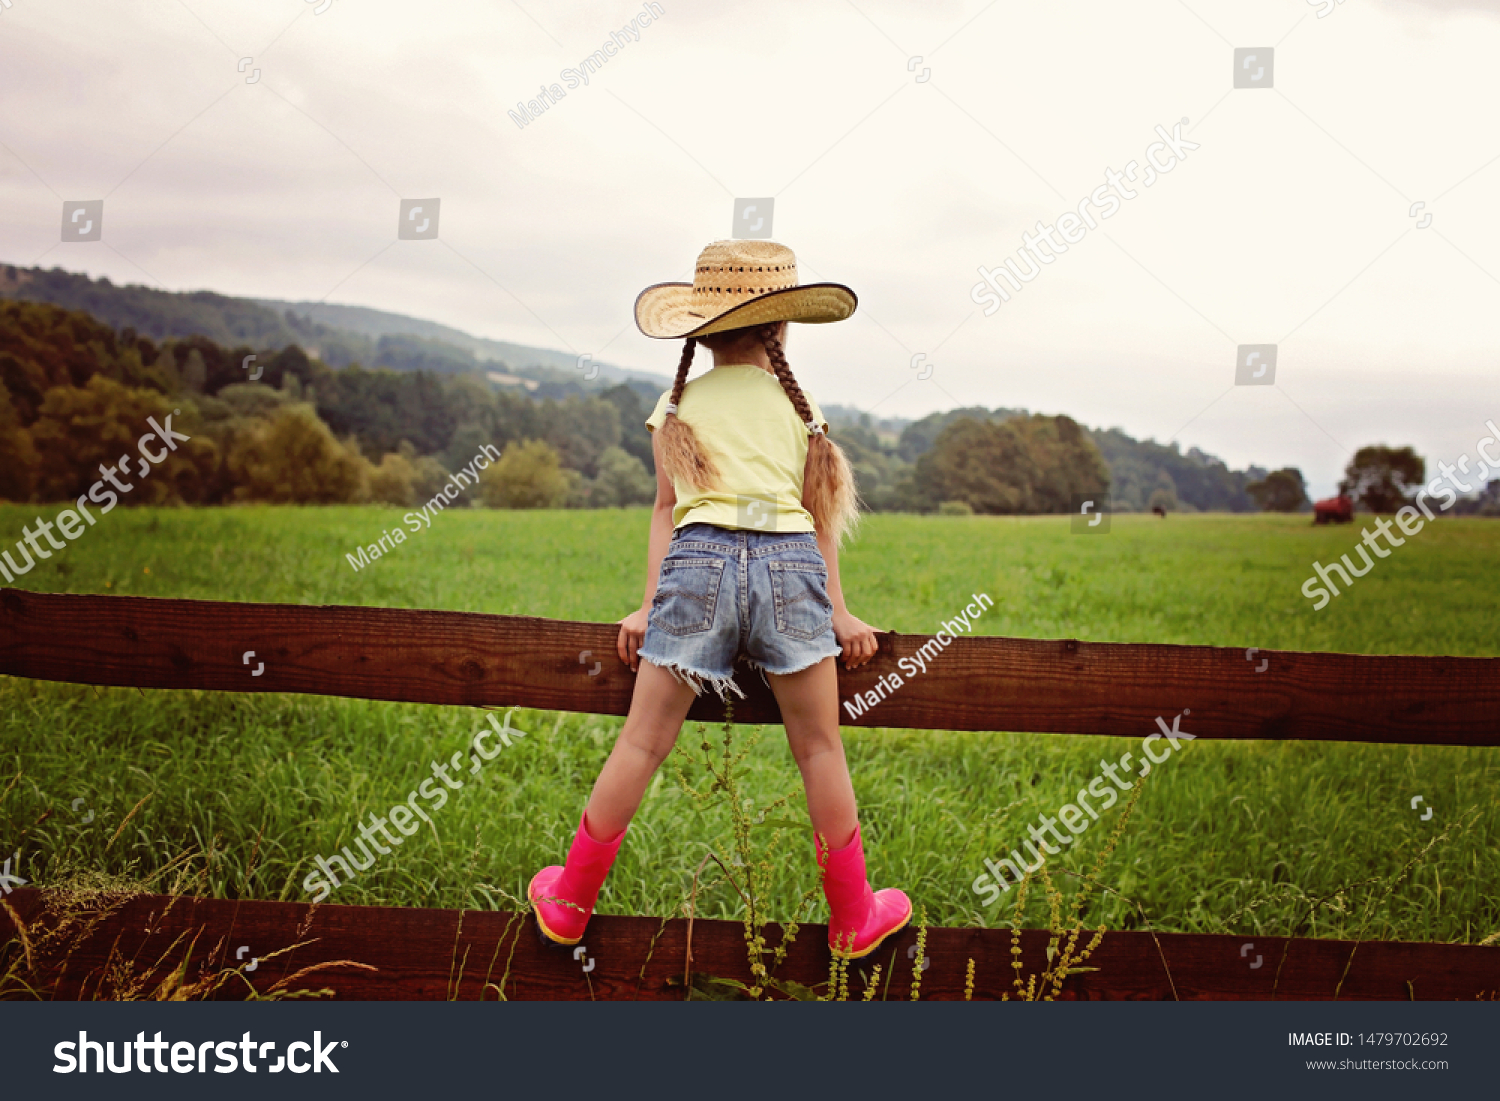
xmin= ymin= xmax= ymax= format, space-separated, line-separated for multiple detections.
xmin=634 ymin=281 xmax=857 ymax=340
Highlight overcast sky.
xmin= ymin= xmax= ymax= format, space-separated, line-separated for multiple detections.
xmin=2 ymin=0 xmax=1497 ymax=497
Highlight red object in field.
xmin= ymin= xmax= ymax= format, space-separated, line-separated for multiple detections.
xmin=1313 ymin=494 xmax=1354 ymax=524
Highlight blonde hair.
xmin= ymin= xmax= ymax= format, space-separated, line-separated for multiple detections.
xmin=655 ymin=323 xmax=861 ymax=545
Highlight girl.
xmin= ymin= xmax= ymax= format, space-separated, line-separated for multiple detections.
xmin=529 ymin=239 xmax=911 ymax=960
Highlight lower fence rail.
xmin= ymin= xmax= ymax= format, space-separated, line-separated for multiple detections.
xmin=4 ymin=889 xmax=1496 ymax=1001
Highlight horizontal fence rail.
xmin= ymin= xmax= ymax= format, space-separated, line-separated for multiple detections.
xmin=4 ymin=889 xmax=1497 ymax=1001
xmin=3 ymin=589 xmax=1498 ymax=744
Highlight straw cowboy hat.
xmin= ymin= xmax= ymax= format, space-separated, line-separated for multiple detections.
xmin=634 ymin=239 xmax=857 ymax=340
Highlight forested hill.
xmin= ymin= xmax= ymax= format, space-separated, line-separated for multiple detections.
xmin=2 ymin=263 xmax=1280 ymax=513
xmin=0 ymin=264 xmax=653 ymax=391
xmin=253 ymin=298 xmax=664 ymax=385
xmin=850 ymin=407 xmax=1267 ymax=513
xmin=0 ymin=296 xmax=663 ymax=510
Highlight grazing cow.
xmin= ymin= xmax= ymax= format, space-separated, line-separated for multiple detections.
xmin=1152 ymin=505 xmax=1166 ymax=518
xmin=1312 ymin=494 xmax=1355 ymax=524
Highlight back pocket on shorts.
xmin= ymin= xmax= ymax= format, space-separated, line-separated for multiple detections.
xmin=650 ymin=557 xmax=726 ymax=636
xmin=768 ymin=561 xmax=833 ymax=641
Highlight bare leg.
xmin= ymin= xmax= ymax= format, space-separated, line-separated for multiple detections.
xmin=767 ymin=657 xmax=858 ymax=849
xmin=583 ymin=660 xmax=698 ymax=840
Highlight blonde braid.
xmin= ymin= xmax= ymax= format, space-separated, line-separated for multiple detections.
xmin=758 ymin=324 xmax=861 ymax=546
xmin=669 ymin=338 xmax=695 ymax=406
xmin=655 ymin=338 xmax=721 ymax=490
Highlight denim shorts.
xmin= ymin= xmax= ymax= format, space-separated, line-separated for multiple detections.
xmin=637 ymin=523 xmax=841 ymax=700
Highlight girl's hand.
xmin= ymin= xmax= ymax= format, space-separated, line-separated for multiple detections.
xmin=617 ymin=606 xmax=651 ymax=671
xmin=833 ymin=609 xmax=881 ymax=669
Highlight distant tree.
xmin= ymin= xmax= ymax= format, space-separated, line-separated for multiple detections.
xmin=909 ymin=417 xmax=1042 ymax=513
xmin=216 ymin=381 xmax=289 ymax=419
xmin=543 ymin=395 xmax=621 ymax=478
xmin=373 ymin=333 xmax=479 ymax=375
xmin=153 ymin=345 xmax=181 ymax=392
xmin=0 ymin=299 xmax=163 ymax=423
xmin=28 ymin=376 xmax=218 ymax=504
xmin=908 ymin=414 xmax=1108 ymax=515
xmin=1088 ymin=428 xmax=1257 ymax=512
xmin=1147 ymin=487 xmax=1178 ymax=513
xmin=831 ymin=420 xmax=907 ymax=511
xmin=366 ymin=441 xmax=452 ymax=507
xmin=180 ymin=348 xmax=207 ymax=393
xmin=590 ymin=446 xmax=655 ymax=507
xmin=1008 ymin=414 xmax=1111 ymax=513
xmin=897 ymin=406 xmax=1023 ymax=462
xmin=1341 ymin=446 xmax=1423 ymax=513
xmin=1246 ymin=467 xmax=1308 ymax=512
xmin=368 ymin=449 xmax=418 ymax=506
xmin=1146 ymin=470 xmax=1181 ymax=514
xmin=227 ymin=404 xmax=369 ymax=503
xmin=403 ymin=443 xmax=452 ymax=503
xmin=0 ymin=386 xmax=38 ymax=501
xmin=937 ymin=500 xmax=973 ymax=516
xmin=231 ymin=343 xmax=316 ymax=396
xmin=461 ymin=384 xmax=545 ymax=459
xmin=598 ymin=383 xmax=655 ymax=475
xmin=443 ymin=423 xmax=494 ymax=474
xmin=316 ymin=363 xmax=459 ymax=459
xmin=479 ymin=438 xmax=570 ymax=508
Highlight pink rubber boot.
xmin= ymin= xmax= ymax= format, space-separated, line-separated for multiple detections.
xmin=528 ymin=813 xmax=626 ymax=946
xmin=818 ymin=825 xmax=913 ymax=959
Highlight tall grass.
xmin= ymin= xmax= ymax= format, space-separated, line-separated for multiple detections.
xmin=2 ymin=678 xmax=1494 ymax=942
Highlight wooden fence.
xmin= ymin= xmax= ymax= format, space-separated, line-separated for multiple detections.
xmin=6 ymin=887 xmax=1497 ymax=1001
xmin=2 ymin=588 xmax=1498 ymax=1000
xmin=3 ymin=590 xmax=1498 ymax=743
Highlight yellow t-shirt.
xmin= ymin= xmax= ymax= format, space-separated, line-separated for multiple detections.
xmin=646 ymin=364 xmax=827 ymax=533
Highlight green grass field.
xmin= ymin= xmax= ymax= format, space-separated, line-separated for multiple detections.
xmin=2 ymin=504 xmax=1497 ymax=944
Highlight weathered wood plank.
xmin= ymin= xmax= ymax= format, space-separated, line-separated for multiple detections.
xmin=3 ymin=589 xmax=1498 ymax=744
xmin=4 ymin=888 xmax=1495 ymax=1001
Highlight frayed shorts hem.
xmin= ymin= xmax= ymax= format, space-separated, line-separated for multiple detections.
xmin=743 ymin=647 xmax=841 ymax=680
xmin=639 ymin=656 xmax=747 ymax=703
